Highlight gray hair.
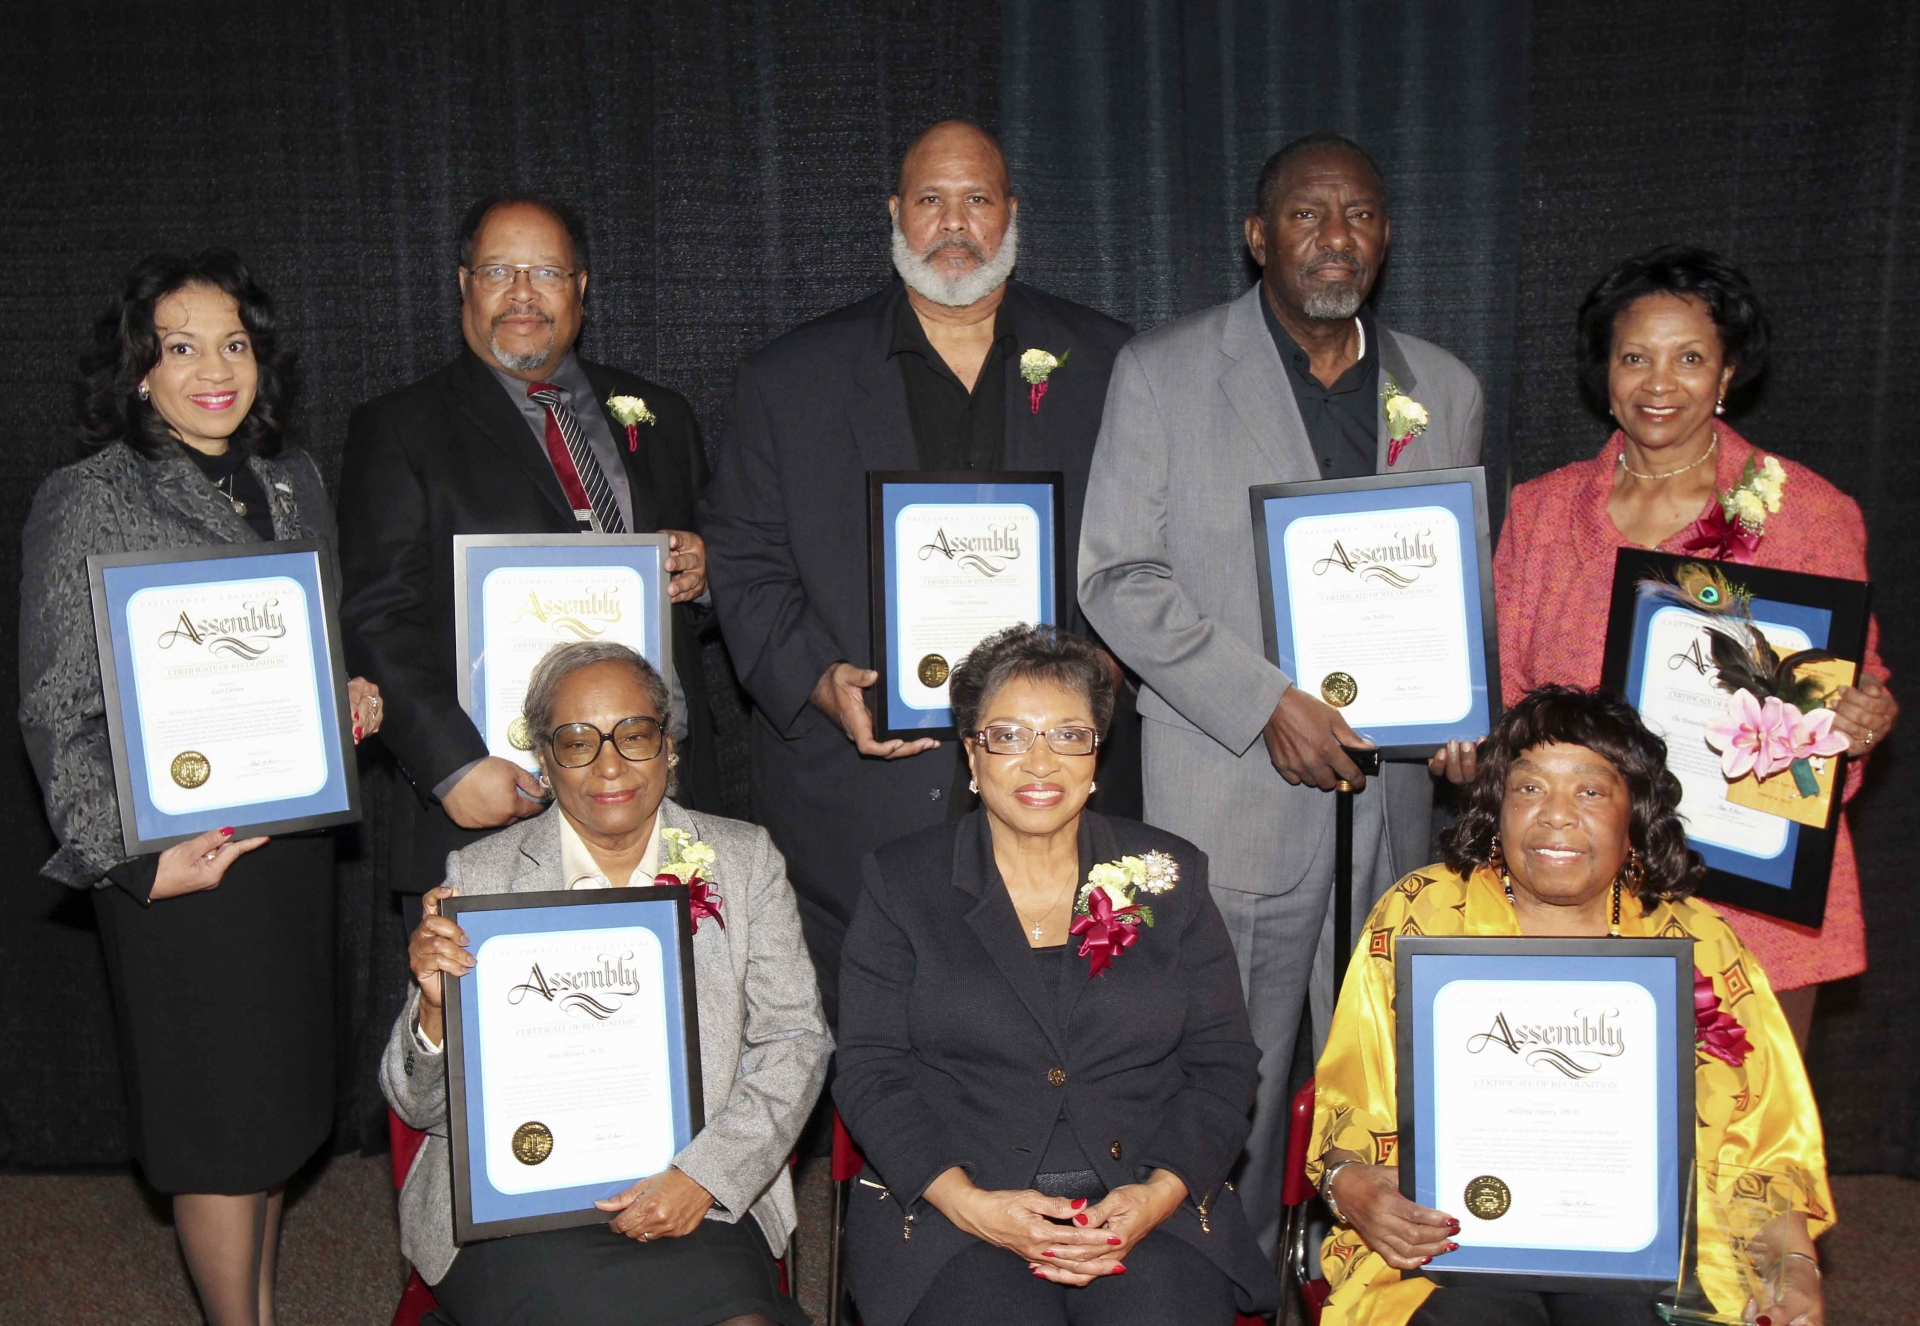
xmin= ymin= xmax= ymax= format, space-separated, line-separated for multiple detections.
xmin=522 ymin=641 xmax=671 ymax=747
xmin=948 ymin=624 xmax=1116 ymax=737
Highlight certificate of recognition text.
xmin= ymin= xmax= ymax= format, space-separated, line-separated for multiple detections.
xmin=891 ymin=502 xmax=1044 ymax=711
xmin=1431 ymin=978 xmax=1659 ymax=1253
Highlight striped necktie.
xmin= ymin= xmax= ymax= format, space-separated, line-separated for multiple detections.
xmin=528 ymin=381 xmax=626 ymax=534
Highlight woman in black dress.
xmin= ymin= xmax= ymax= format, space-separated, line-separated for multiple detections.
xmin=19 ymin=250 xmax=384 ymax=1326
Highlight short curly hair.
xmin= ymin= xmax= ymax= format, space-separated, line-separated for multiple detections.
xmin=948 ymin=624 xmax=1116 ymax=739
xmin=1575 ymin=244 xmax=1770 ymax=412
xmin=1442 ymin=685 xmax=1703 ymax=905
xmin=76 ymin=249 xmax=296 ymax=460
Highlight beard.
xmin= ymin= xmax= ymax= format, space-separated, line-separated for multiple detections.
xmin=1298 ymin=254 xmax=1367 ymax=320
xmin=489 ymin=305 xmax=556 ymax=372
xmin=891 ymin=213 xmax=1019 ymax=307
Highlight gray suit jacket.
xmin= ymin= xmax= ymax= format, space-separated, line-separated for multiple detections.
xmin=380 ymin=799 xmax=833 ymax=1284
xmin=18 ymin=441 xmax=337 ymax=887
xmin=1078 ymin=284 xmax=1483 ymax=898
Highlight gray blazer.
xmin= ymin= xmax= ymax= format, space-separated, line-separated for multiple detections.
xmin=381 ymin=799 xmax=833 ymax=1284
xmin=18 ymin=441 xmax=338 ymax=887
xmin=1078 ymin=284 xmax=1484 ymax=897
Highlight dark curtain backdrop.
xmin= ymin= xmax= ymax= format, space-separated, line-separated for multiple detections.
xmin=1513 ymin=0 xmax=1920 ymax=1177
xmin=2 ymin=0 xmax=1914 ymax=1180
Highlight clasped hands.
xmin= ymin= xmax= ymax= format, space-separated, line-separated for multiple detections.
xmin=927 ymin=1167 xmax=1187 ymax=1285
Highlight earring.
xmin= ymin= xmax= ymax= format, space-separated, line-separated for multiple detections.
xmin=1090 ymin=781 xmax=1098 ymax=792
xmin=667 ymin=752 xmax=680 ymax=768
xmin=968 ymin=778 xmax=978 ymax=794
xmin=1714 ymin=399 xmax=1726 ymax=416
xmin=1488 ymin=832 xmax=1506 ymax=874
xmin=137 ymin=383 xmax=151 ymax=401
xmin=536 ymin=771 xmax=551 ymax=787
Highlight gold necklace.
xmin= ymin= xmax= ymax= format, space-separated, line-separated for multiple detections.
xmin=1504 ymin=873 xmax=1622 ymax=938
xmin=1618 ymin=434 xmax=1716 ymax=481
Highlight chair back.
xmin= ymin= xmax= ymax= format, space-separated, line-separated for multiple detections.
xmin=831 ymin=1111 xmax=866 ymax=1182
xmin=1280 ymin=1077 xmax=1318 ymax=1206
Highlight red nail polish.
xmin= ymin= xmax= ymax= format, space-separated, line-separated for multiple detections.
xmin=1033 ymin=1269 xmax=1047 ymax=1278
xmin=1446 ymin=1242 xmax=1459 ymax=1252
xmin=1107 ymin=1237 xmax=1121 ymax=1245
xmin=1070 ymin=1198 xmax=1087 ymax=1210
xmin=1042 ymin=1251 xmax=1055 ymax=1257
xmin=1422 ymin=1257 xmax=1434 ymax=1265
xmin=1756 ymin=1318 xmax=1771 ymax=1326
xmin=1074 ymin=1214 xmax=1088 ymax=1225
xmin=219 ymin=827 xmax=234 ymax=838
xmin=1112 ymin=1264 xmax=1126 ymax=1274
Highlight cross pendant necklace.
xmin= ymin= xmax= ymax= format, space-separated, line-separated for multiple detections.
xmin=1031 ymin=919 xmax=1045 ymax=941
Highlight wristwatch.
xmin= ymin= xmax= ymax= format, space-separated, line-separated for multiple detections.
xmin=1319 ymin=1159 xmax=1363 ymax=1224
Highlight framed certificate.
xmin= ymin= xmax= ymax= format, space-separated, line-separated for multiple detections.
xmin=867 ymin=471 xmax=1065 ymax=740
xmin=1599 ymin=550 xmax=1871 ymax=926
xmin=1250 ymin=467 xmax=1499 ymax=757
xmin=443 ymin=887 xmax=705 ymax=1242
xmin=1396 ymin=937 xmax=1695 ymax=1296
xmin=454 ymin=534 xmax=673 ymax=772
xmin=86 ymin=541 xmax=361 ymax=855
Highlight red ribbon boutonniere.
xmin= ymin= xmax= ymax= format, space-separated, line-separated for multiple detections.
xmin=656 ymin=827 xmax=722 ymax=932
xmin=1383 ymin=373 xmax=1429 ymax=467
xmin=1070 ymin=886 xmax=1140 ymax=978
xmin=656 ymin=869 xmax=725 ymax=933
xmin=1676 ymin=451 xmax=1786 ymax=565
xmin=607 ymin=394 xmax=658 ymax=453
xmin=1676 ymin=504 xmax=1761 ymax=565
xmin=1694 ymin=969 xmax=1753 ymax=1067
xmin=1019 ymin=347 xmax=1070 ymax=415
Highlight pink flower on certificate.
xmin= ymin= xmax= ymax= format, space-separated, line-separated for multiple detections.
xmin=1703 ymin=689 xmax=1795 ymax=781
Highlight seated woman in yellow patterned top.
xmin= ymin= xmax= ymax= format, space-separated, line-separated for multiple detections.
xmin=1310 ymin=686 xmax=1829 ymax=1326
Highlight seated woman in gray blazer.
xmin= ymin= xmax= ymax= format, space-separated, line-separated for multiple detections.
xmin=834 ymin=625 xmax=1281 ymax=1326
xmin=385 ymin=641 xmax=832 ymax=1326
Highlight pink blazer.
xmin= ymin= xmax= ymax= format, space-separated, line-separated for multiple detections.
xmin=1494 ymin=423 xmax=1886 ymax=988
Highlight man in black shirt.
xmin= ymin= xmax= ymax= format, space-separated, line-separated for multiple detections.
xmin=701 ymin=121 xmax=1135 ymax=1017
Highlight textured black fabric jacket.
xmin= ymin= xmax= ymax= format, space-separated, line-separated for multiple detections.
xmin=336 ymin=348 xmax=719 ymax=889
xmin=833 ymin=809 xmax=1278 ymax=1324
xmin=697 ymin=279 xmax=1138 ymax=1016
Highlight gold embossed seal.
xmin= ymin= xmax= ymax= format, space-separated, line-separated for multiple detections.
xmin=170 ymin=751 xmax=211 ymax=789
xmin=917 ymin=654 xmax=950 ymax=688
xmin=1463 ymin=1174 xmax=1511 ymax=1220
xmin=1319 ymin=672 xmax=1358 ymax=708
xmin=511 ymin=1121 xmax=554 ymax=1165
xmin=507 ymin=717 xmax=533 ymax=751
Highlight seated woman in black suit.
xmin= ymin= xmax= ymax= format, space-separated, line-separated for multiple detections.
xmin=835 ymin=625 xmax=1280 ymax=1326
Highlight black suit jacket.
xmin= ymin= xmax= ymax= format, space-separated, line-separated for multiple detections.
xmin=336 ymin=348 xmax=720 ymax=889
xmin=698 ymin=280 xmax=1136 ymax=1006
xmin=833 ymin=810 xmax=1277 ymax=1324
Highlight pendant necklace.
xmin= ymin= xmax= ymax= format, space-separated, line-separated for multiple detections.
xmin=1015 ymin=884 xmax=1073 ymax=943
xmin=215 ymin=471 xmax=248 ymax=517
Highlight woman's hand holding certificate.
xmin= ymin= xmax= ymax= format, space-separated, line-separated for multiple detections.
xmin=407 ymin=884 xmax=474 ymax=1048
xmin=1324 ymin=1155 xmax=1457 ymax=1271
xmin=594 ymin=1167 xmax=715 ymax=1242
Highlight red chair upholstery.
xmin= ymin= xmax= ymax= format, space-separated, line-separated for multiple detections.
xmin=1278 ymin=1077 xmax=1332 ymax=1322
xmin=389 ymin=1108 xmax=440 ymax=1326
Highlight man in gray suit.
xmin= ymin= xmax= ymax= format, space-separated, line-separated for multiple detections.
xmin=1078 ymin=133 xmax=1483 ymax=1254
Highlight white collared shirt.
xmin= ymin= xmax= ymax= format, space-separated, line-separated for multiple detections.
xmin=560 ymin=811 xmax=663 ymax=890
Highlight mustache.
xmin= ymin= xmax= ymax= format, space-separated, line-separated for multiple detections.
xmin=491 ymin=304 xmax=555 ymax=330
xmin=1302 ymin=252 xmax=1362 ymax=276
xmin=916 ymin=233 xmax=989 ymax=265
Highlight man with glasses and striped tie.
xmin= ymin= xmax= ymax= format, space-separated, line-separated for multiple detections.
xmin=338 ymin=196 xmax=723 ymax=899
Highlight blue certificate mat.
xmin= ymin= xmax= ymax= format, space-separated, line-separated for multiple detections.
xmin=443 ymin=888 xmax=704 ymax=1242
xmin=87 ymin=541 xmax=359 ymax=853
xmin=1395 ymin=938 xmax=1694 ymax=1296
xmin=454 ymin=535 xmax=672 ymax=772
xmin=1250 ymin=467 xmax=1498 ymax=757
xmin=867 ymin=471 xmax=1065 ymax=739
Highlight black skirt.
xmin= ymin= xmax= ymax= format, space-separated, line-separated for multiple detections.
xmin=431 ymin=1216 xmax=811 ymax=1326
xmin=92 ymin=834 xmax=336 ymax=1194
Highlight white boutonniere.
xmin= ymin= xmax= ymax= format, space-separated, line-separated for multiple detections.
xmin=1069 ymin=850 xmax=1178 ymax=977
xmin=607 ymin=394 xmax=658 ymax=452
xmin=655 ymin=826 xmax=723 ymax=931
xmin=1383 ymin=372 xmax=1429 ymax=467
xmin=1720 ymin=454 xmax=1787 ymax=537
xmin=1019 ymin=347 xmax=1071 ymax=415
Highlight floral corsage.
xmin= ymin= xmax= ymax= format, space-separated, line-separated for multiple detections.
xmin=1693 ymin=970 xmax=1753 ymax=1067
xmin=1069 ymin=850 xmax=1178 ymax=977
xmin=608 ymin=394 xmax=658 ymax=452
xmin=1383 ymin=372 xmax=1429 ymax=467
xmin=1019 ymin=347 xmax=1071 ymax=415
xmin=654 ymin=826 xmax=723 ymax=932
xmin=1680 ymin=452 xmax=1785 ymax=565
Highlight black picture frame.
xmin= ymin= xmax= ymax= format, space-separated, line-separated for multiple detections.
xmin=866 ymin=470 xmax=1067 ymax=740
xmin=1599 ymin=549 xmax=1872 ymax=926
xmin=1249 ymin=466 xmax=1501 ymax=758
xmin=442 ymin=886 xmax=705 ymax=1243
xmin=86 ymin=539 xmax=361 ymax=854
xmin=1394 ymin=936 xmax=1696 ymax=1296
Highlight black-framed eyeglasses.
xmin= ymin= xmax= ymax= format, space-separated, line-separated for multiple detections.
xmin=544 ymin=716 xmax=666 ymax=768
xmin=968 ymin=724 xmax=1100 ymax=756
xmin=466 ymin=263 xmax=579 ymax=292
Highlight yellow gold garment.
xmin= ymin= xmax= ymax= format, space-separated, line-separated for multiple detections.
xmin=1307 ymin=865 xmax=1833 ymax=1326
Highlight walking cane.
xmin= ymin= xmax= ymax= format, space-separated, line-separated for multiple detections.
xmin=1332 ymin=745 xmax=1382 ymax=1003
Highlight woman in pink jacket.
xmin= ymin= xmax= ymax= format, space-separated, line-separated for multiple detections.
xmin=1467 ymin=246 xmax=1896 ymax=1048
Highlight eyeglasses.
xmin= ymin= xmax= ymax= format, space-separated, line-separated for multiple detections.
xmin=545 ymin=716 xmax=666 ymax=768
xmin=466 ymin=263 xmax=579 ymax=293
xmin=968 ymin=724 xmax=1100 ymax=756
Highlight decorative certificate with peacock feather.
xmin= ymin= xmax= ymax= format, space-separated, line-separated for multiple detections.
xmin=1600 ymin=550 xmax=1871 ymax=926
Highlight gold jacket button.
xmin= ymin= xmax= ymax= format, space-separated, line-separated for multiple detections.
xmin=1109 ymin=1140 xmax=1123 ymax=1160
xmin=1047 ymin=1068 xmax=1067 ymax=1087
